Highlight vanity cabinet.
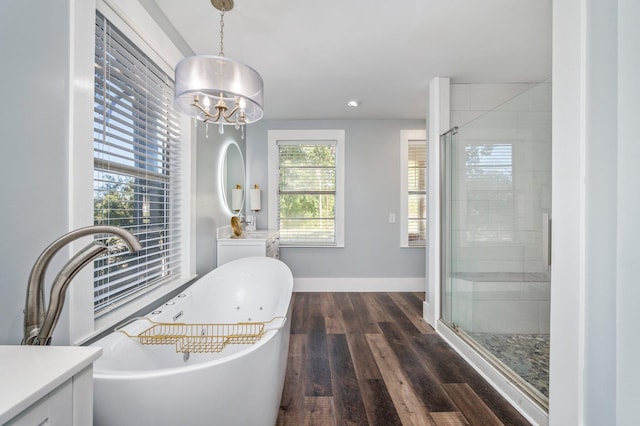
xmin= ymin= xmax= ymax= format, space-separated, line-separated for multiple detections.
xmin=217 ymin=230 xmax=279 ymax=266
xmin=0 ymin=346 xmax=102 ymax=426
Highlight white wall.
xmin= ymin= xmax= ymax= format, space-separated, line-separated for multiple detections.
xmin=615 ymin=1 xmax=640 ymax=424
xmin=425 ymin=77 xmax=449 ymax=325
xmin=551 ymin=0 xmax=640 ymax=424
xmin=246 ymin=119 xmax=426 ymax=286
xmin=582 ymin=0 xmax=618 ymax=423
xmin=450 ymin=83 xmax=535 ymax=128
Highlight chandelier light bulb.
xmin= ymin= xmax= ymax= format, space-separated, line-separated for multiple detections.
xmin=173 ymin=0 xmax=264 ymax=134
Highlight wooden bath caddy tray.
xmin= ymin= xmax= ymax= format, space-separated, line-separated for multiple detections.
xmin=116 ymin=316 xmax=287 ymax=353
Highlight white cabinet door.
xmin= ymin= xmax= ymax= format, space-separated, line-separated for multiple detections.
xmin=7 ymin=379 xmax=72 ymax=426
xmin=217 ymin=242 xmax=266 ymax=265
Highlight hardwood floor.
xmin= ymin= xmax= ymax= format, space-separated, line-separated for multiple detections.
xmin=276 ymin=292 xmax=531 ymax=426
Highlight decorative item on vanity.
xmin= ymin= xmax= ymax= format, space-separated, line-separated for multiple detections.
xmin=246 ymin=184 xmax=261 ymax=231
xmin=173 ymin=0 xmax=263 ymax=139
xmin=231 ymin=184 xmax=243 ymax=214
xmin=230 ymin=215 xmax=243 ymax=237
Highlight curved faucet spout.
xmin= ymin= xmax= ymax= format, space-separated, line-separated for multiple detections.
xmin=22 ymin=225 xmax=142 ymax=345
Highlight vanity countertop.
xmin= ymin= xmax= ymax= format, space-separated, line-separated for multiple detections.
xmin=217 ymin=230 xmax=278 ymax=241
xmin=0 ymin=345 xmax=102 ymax=424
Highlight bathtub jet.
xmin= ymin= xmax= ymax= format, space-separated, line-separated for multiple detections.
xmin=91 ymin=257 xmax=293 ymax=426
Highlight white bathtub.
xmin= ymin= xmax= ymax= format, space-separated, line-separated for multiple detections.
xmin=91 ymin=257 xmax=293 ymax=426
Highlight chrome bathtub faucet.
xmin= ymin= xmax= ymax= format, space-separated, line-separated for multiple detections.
xmin=22 ymin=225 xmax=141 ymax=345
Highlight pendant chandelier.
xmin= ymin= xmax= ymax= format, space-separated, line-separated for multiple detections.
xmin=174 ymin=0 xmax=264 ymax=136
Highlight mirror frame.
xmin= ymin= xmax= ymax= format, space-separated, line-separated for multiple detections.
xmin=220 ymin=141 xmax=246 ymax=214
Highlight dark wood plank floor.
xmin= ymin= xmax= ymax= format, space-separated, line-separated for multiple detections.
xmin=277 ymin=292 xmax=531 ymax=426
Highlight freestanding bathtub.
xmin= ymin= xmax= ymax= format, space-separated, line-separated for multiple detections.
xmin=91 ymin=257 xmax=293 ymax=426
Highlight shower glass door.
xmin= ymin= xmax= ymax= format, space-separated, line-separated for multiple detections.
xmin=440 ymin=81 xmax=552 ymax=405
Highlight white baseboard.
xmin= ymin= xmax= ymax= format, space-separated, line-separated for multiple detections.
xmin=423 ymin=300 xmax=436 ymax=328
xmin=293 ymin=277 xmax=426 ymax=292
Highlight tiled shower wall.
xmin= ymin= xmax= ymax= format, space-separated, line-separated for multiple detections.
xmin=448 ymin=82 xmax=552 ymax=274
xmin=450 ymin=278 xmax=551 ymax=334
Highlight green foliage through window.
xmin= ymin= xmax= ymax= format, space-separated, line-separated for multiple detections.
xmin=278 ymin=144 xmax=337 ymax=244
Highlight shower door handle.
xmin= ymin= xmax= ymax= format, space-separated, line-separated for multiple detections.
xmin=542 ymin=213 xmax=551 ymax=270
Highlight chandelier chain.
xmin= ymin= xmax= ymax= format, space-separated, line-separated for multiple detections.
xmin=219 ymin=7 xmax=225 ymax=56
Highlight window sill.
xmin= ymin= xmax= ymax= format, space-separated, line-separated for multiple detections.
xmin=76 ymin=274 xmax=197 ymax=345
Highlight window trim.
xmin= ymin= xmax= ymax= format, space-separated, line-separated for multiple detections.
xmin=69 ymin=0 xmax=194 ymax=345
xmin=400 ymin=129 xmax=427 ymax=248
xmin=268 ymin=129 xmax=345 ymax=247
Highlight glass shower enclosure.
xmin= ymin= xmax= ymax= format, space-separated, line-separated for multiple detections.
xmin=440 ymin=81 xmax=552 ymax=407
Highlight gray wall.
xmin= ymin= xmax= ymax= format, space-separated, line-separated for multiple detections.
xmin=0 ymin=0 xmax=74 ymax=344
xmin=195 ymin=122 xmax=245 ymax=276
xmin=0 ymin=0 xmax=242 ymax=345
xmin=0 ymin=0 xmax=73 ymax=345
xmin=246 ymin=119 xmax=426 ymax=279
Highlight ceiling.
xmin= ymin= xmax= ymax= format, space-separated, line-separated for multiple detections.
xmin=153 ymin=0 xmax=551 ymax=121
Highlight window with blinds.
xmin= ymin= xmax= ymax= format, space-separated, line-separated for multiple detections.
xmin=93 ymin=12 xmax=182 ymax=314
xmin=407 ymin=143 xmax=427 ymax=246
xmin=278 ymin=143 xmax=337 ymax=244
xmin=464 ymin=143 xmax=514 ymax=243
xmin=400 ymin=130 xmax=427 ymax=248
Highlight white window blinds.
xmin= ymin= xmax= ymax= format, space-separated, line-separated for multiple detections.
xmin=407 ymin=143 xmax=427 ymax=246
xmin=278 ymin=143 xmax=337 ymax=245
xmin=93 ymin=12 xmax=182 ymax=314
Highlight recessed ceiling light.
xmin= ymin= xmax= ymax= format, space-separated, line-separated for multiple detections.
xmin=347 ymin=100 xmax=359 ymax=108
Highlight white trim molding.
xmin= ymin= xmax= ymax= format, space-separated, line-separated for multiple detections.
xmin=425 ymin=76 xmax=450 ymax=326
xmin=293 ymin=277 xmax=425 ymax=292
xmin=268 ymin=129 xmax=346 ymax=247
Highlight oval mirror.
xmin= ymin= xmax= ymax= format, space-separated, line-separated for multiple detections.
xmin=221 ymin=141 xmax=245 ymax=214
